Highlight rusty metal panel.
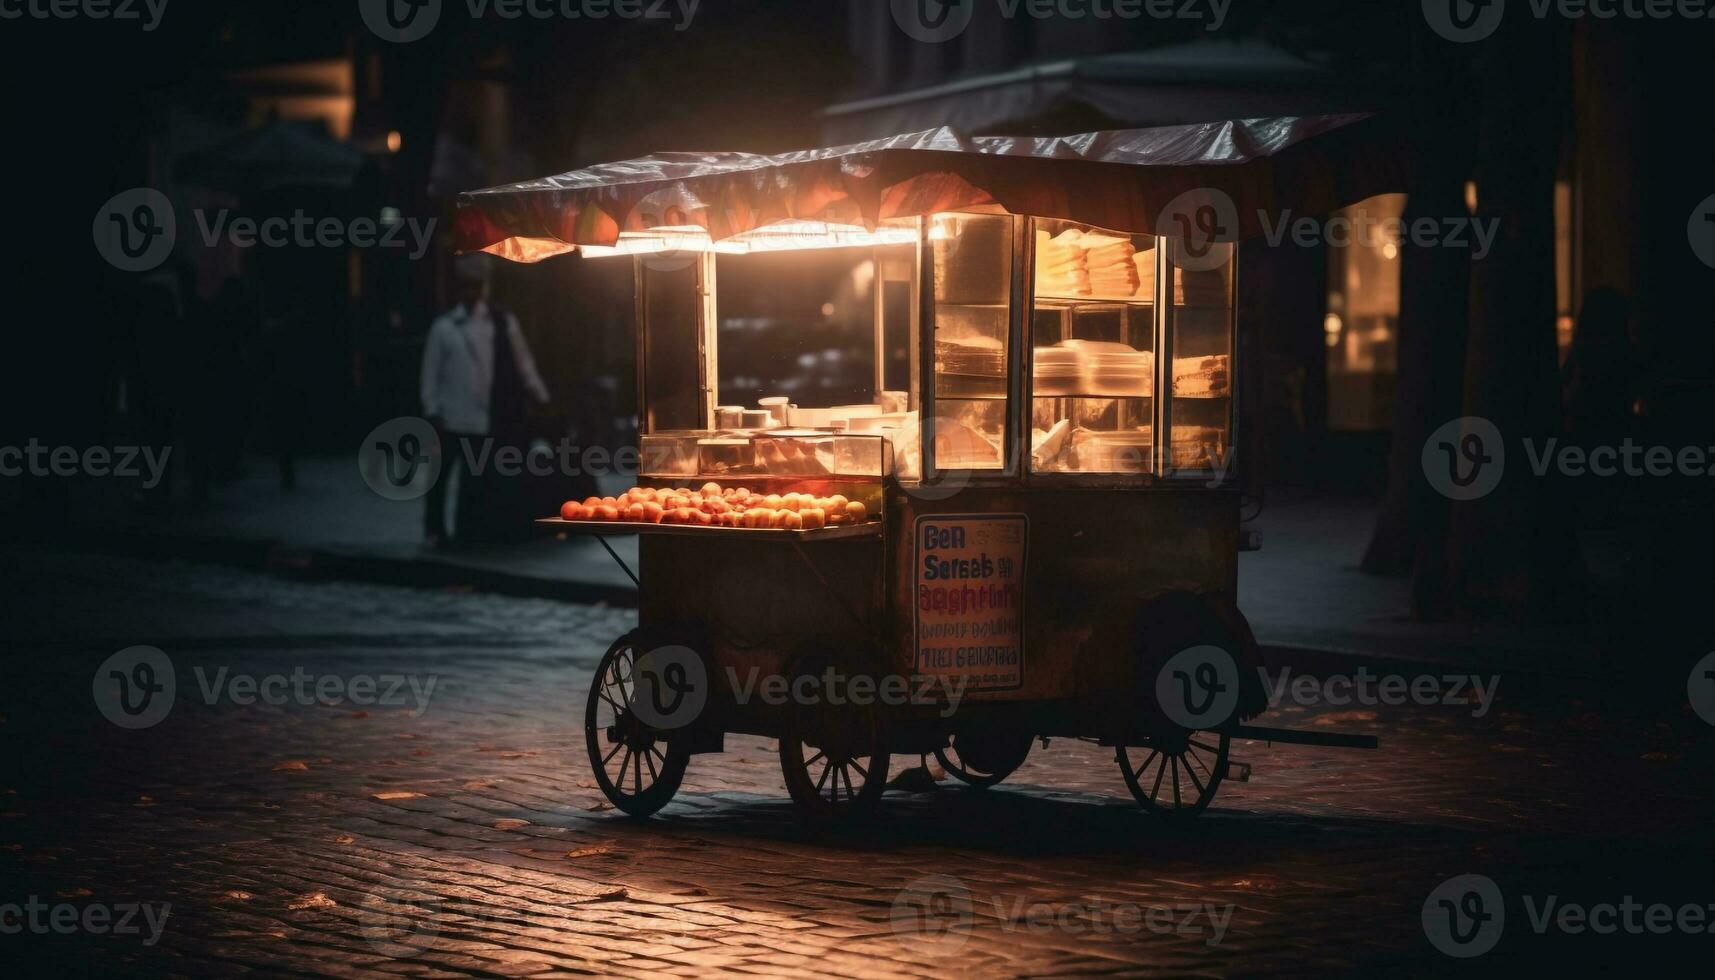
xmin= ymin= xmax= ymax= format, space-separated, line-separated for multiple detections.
xmin=638 ymin=535 xmax=887 ymax=697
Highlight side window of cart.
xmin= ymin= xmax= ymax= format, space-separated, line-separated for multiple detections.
xmin=930 ymin=213 xmax=1011 ymax=472
xmin=1168 ymin=246 xmax=1234 ymax=474
xmin=1028 ymin=219 xmax=1157 ymax=474
xmin=641 ymin=262 xmax=704 ymax=433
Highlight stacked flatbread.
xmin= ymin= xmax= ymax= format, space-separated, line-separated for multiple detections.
xmin=1035 ymin=229 xmax=1090 ymax=296
xmin=1084 ymin=237 xmax=1141 ymax=297
xmin=1036 ymin=228 xmax=1153 ymax=299
xmin=1172 ymin=354 xmax=1231 ymax=397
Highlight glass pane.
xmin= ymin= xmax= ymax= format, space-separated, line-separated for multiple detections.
xmin=934 ymin=399 xmax=1004 ymax=471
xmin=715 ymin=247 xmax=907 ymax=410
xmin=1170 ymin=244 xmax=1234 ymax=473
xmin=1029 ymin=219 xmax=1156 ymax=474
xmin=931 ymin=213 xmax=1011 ymax=469
xmin=642 ymin=263 xmax=703 ymax=432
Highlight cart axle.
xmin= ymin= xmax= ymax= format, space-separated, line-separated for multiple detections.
xmin=1226 ymin=724 xmax=1379 ymax=750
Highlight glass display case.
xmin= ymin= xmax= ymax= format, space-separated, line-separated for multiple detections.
xmin=929 ymin=212 xmax=1011 ymax=471
xmin=1029 ymin=219 xmax=1159 ymax=475
xmin=623 ymin=209 xmax=1235 ymax=500
xmin=1167 ymin=246 xmax=1235 ymax=474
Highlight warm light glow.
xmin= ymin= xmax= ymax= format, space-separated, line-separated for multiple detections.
xmin=1381 ymin=242 xmax=1398 ymax=260
xmin=1464 ymin=181 xmax=1479 ymax=215
xmin=579 ymin=220 xmax=918 ymax=258
xmin=386 ymin=130 xmax=402 ymax=153
xmin=1324 ymin=313 xmax=1343 ymax=336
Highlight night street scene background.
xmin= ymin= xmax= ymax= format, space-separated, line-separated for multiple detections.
xmin=2 ymin=0 xmax=1713 ymax=976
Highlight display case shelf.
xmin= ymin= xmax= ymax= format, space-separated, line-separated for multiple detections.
xmin=1037 ymin=292 xmax=1155 ymax=305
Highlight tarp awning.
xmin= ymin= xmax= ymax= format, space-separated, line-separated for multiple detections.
xmin=455 ymin=113 xmax=1407 ymax=263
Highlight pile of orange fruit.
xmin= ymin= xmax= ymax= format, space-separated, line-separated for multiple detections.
xmin=559 ymin=483 xmax=869 ymax=530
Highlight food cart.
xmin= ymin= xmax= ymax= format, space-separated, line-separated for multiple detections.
xmin=456 ymin=115 xmax=1396 ymax=821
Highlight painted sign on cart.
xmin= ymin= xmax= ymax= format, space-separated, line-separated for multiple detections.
xmin=914 ymin=514 xmax=1026 ymax=692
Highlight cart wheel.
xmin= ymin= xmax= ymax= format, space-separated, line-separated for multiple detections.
xmin=584 ymin=631 xmax=690 ymax=818
xmin=935 ymin=731 xmax=1033 ymax=789
xmin=778 ymin=666 xmax=890 ymax=821
xmin=1117 ymin=729 xmax=1229 ymax=820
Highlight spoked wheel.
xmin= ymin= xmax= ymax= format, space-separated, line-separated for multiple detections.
xmin=1117 ymin=729 xmax=1230 ymax=820
xmin=584 ymin=632 xmax=690 ymax=818
xmin=778 ymin=665 xmax=889 ymax=821
xmin=935 ymin=731 xmax=1034 ymax=789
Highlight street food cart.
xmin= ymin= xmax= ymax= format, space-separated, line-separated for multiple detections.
xmin=456 ymin=115 xmax=1395 ymax=821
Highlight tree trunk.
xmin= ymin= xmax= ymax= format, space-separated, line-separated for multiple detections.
xmin=1440 ymin=20 xmax=1587 ymax=621
xmin=1361 ymin=19 xmax=1474 ymax=591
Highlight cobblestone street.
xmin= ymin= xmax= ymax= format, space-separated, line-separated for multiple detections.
xmin=4 ymin=549 xmax=1713 ymax=977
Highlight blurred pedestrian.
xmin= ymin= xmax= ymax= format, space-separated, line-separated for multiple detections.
xmin=419 ymin=255 xmax=551 ymax=547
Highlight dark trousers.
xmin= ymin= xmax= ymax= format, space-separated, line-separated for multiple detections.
xmin=424 ymin=429 xmax=484 ymax=542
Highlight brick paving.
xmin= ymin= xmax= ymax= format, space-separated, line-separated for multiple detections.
xmin=2 ymin=549 xmax=1712 ymax=976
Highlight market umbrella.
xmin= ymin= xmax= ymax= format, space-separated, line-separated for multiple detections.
xmin=454 ymin=113 xmax=1408 ymax=263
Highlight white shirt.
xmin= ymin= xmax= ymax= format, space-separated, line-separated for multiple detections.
xmin=420 ymin=300 xmax=551 ymax=435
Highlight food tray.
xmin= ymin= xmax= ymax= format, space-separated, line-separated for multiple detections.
xmin=537 ymin=518 xmax=881 ymax=541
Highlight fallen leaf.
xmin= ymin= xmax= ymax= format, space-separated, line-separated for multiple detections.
xmin=273 ymin=760 xmax=310 ymax=772
xmin=565 ymin=846 xmax=613 ymax=859
xmin=287 ymin=891 xmax=336 ymax=911
xmin=331 ymin=834 xmax=355 ymax=845
xmin=372 ymin=791 xmax=425 ymax=801
xmin=584 ymin=801 xmax=615 ymax=812
xmin=492 ymin=819 xmax=530 ymax=831
xmin=56 ymin=888 xmax=92 ymax=899
xmin=574 ymin=780 xmax=598 ymax=790
xmin=225 ymin=891 xmax=253 ymax=901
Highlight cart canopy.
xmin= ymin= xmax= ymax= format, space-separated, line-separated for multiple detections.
xmin=455 ymin=113 xmax=1404 ymax=263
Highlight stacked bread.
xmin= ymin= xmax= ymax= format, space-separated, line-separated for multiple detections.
xmin=1035 ymin=229 xmax=1091 ymax=296
xmin=1083 ymin=236 xmax=1141 ymax=297
xmin=1172 ymin=354 xmax=1231 ymax=397
xmin=1035 ymin=228 xmax=1151 ymax=299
